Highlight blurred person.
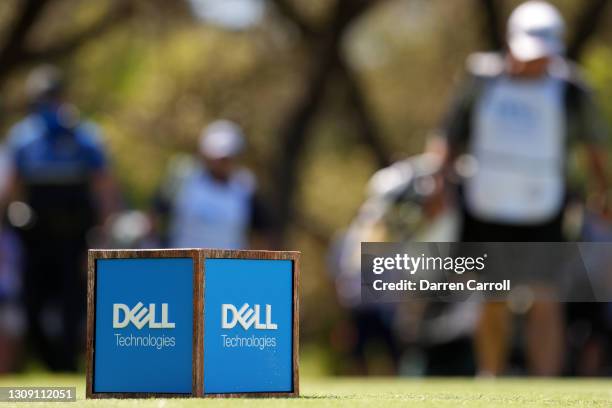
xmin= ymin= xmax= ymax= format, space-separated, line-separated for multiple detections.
xmin=440 ymin=1 xmax=608 ymax=376
xmin=4 ymin=65 xmax=120 ymax=371
xmin=330 ymin=152 xmax=478 ymax=375
xmin=564 ymin=208 xmax=612 ymax=376
xmin=153 ymin=120 xmax=274 ymax=249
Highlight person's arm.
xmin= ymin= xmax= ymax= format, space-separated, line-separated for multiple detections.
xmin=439 ymin=74 xmax=479 ymax=178
xmin=83 ymin=125 xmax=123 ymax=225
xmin=249 ymin=193 xmax=279 ymax=250
xmin=0 ymin=147 xmax=23 ymax=231
xmin=91 ymin=170 xmax=122 ymax=225
xmin=0 ymin=173 xmax=16 ymax=234
xmin=148 ymin=186 xmax=174 ymax=245
xmin=583 ymin=146 xmax=609 ymax=214
xmin=570 ymin=82 xmax=610 ymax=214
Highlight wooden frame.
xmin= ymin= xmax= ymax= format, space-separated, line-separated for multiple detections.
xmin=86 ymin=248 xmax=300 ymax=399
xmin=201 ymin=249 xmax=300 ymax=398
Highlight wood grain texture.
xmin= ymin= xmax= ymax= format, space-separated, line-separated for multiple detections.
xmin=293 ymin=252 xmax=300 ymax=397
xmin=85 ymin=250 xmax=96 ymax=399
xmin=86 ymin=249 xmax=199 ymax=399
xmin=199 ymin=250 xmax=206 ymax=398
xmin=86 ymin=248 xmax=300 ymax=399
xmin=194 ymin=249 xmax=204 ymax=397
xmin=200 ymin=249 xmax=300 ymax=398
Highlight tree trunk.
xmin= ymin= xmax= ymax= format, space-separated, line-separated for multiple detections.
xmin=339 ymin=58 xmax=390 ymax=168
xmin=272 ymin=0 xmax=375 ymax=242
xmin=0 ymin=0 xmax=51 ymax=84
xmin=567 ymin=0 xmax=609 ymax=61
xmin=478 ymin=0 xmax=504 ymax=51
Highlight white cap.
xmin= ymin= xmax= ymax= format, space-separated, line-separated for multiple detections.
xmin=507 ymin=1 xmax=565 ymax=61
xmin=199 ymin=120 xmax=245 ymax=159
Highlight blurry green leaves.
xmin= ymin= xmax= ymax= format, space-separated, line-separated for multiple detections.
xmin=583 ymin=45 xmax=612 ymax=127
xmin=68 ymin=13 xmax=270 ymax=205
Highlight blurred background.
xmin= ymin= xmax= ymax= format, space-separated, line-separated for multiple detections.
xmin=0 ymin=0 xmax=611 ymax=378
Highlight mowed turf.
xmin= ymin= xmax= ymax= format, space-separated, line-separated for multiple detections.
xmin=0 ymin=375 xmax=610 ymax=407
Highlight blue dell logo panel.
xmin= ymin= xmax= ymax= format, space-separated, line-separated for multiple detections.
xmin=94 ymin=258 xmax=193 ymax=393
xmin=203 ymin=258 xmax=293 ymax=394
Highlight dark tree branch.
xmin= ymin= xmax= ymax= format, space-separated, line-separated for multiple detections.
xmin=567 ymin=0 xmax=609 ymax=61
xmin=272 ymin=0 xmax=377 ymax=241
xmin=338 ymin=58 xmax=390 ymax=168
xmin=271 ymin=0 xmax=391 ymax=169
xmin=0 ymin=1 xmax=132 ymax=88
xmin=269 ymin=0 xmax=317 ymax=38
xmin=21 ymin=2 xmax=133 ymax=64
xmin=0 ymin=0 xmax=52 ymax=78
xmin=478 ymin=0 xmax=504 ymax=50
xmin=270 ymin=0 xmax=390 ymax=166
xmin=0 ymin=0 xmax=133 ymax=129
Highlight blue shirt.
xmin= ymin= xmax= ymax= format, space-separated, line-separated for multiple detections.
xmin=7 ymin=114 xmax=108 ymax=239
xmin=9 ymin=114 xmax=107 ymax=185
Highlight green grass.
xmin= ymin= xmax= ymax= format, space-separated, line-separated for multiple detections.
xmin=0 ymin=375 xmax=610 ymax=407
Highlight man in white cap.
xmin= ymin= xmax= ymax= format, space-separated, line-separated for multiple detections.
xmin=440 ymin=1 xmax=608 ymax=376
xmin=155 ymin=120 xmax=274 ymax=249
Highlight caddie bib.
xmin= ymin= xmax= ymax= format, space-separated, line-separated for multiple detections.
xmin=466 ymin=76 xmax=566 ymax=224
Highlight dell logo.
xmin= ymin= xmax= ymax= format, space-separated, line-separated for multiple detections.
xmin=222 ymin=303 xmax=277 ymax=330
xmin=113 ymin=302 xmax=175 ymax=329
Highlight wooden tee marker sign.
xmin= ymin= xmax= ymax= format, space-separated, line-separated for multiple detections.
xmin=86 ymin=249 xmax=299 ymax=398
